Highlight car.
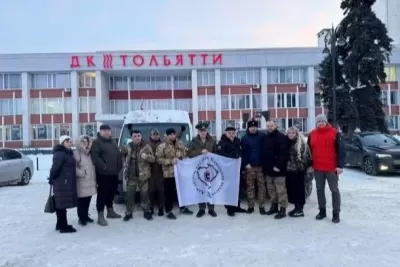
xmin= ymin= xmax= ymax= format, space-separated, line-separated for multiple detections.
xmin=0 ymin=148 xmax=34 ymax=186
xmin=344 ymin=132 xmax=400 ymax=175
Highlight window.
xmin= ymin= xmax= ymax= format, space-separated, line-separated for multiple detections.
xmin=390 ymin=91 xmax=399 ymax=105
xmin=0 ymin=99 xmax=22 ymax=115
xmin=109 ymin=99 xmax=174 ymax=114
xmin=30 ymin=98 xmax=71 ymax=114
xmin=221 ymin=94 xmax=261 ymax=110
xmin=221 ymin=119 xmax=241 ymax=133
xmin=277 ymin=94 xmax=284 ymax=108
xmin=384 ymin=66 xmax=397 ymax=82
xmin=1 ymin=149 xmax=22 ymax=160
xmin=173 ymin=76 xmax=191 ymax=89
xmin=288 ymin=118 xmax=307 ymax=132
xmin=267 ymin=68 xmax=307 ymax=84
xmin=269 ymin=93 xmax=299 ymax=108
xmin=79 ymin=72 xmax=96 ymax=88
xmin=0 ymin=125 xmax=22 ymax=141
xmin=315 ymin=92 xmax=323 ymax=107
xmin=0 ymin=74 xmax=22 ymax=89
xmin=80 ymin=123 xmax=96 ymax=137
xmin=286 ymin=94 xmax=296 ymax=108
xmin=31 ymin=73 xmax=71 ymax=89
xmin=175 ymin=99 xmax=192 ymax=112
xmin=197 ymin=70 xmax=215 ymax=86
xmin=109 ymin=100 xmax=129 ymax=114
xmin=109 ymin=76 xmax=128 ymax=90
xmin=78 ymin=97 xmax=96 ymax=113
xmin=381 ymin=91 xmax=388 ymax=105
xmin=198 ymin=95 xmax=216 ymax=111
xmin=299 ymin=93 xmax=307 ymax=107
xmin=220 ymin=68 xmax=260 ymax=85
xmin=387 ymin=116 xmax=400 ymax=130
xmin=207 ymin=121 xmax=217 ymax=137
xmin=130 ymin=76 xmax=172 ymax=90
xmin=31 ymin=124 xmax=71 ymax=140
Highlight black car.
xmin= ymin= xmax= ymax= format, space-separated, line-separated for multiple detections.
xmin=344 ymin=132 xmax=400 ymax=175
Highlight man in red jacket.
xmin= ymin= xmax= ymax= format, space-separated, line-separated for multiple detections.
xmin=308 ymin=114 xmax=345 ymax=223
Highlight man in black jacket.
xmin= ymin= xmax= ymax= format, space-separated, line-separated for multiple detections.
xmin=262 ymin=119 xmax=289 ymax=219
xmin=216 ymin=126 xmax=246 ymax=216
xmin=91 ymin=124 xmax=123 ymax=226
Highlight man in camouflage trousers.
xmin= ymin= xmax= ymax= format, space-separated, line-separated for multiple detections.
xmin=155 ymin=128 xmax=194 ymax=220
xmin=240 ymin=119 xmax=267 ymax=214
xmin=261 ymin=120 xmax=290 ymax=219
xmin=187 ymin=122 xmax=218 ymax=218
xmin=121 ymin=130 xmax=155 ymax=221
xmin=148 ymin=129 xmax=165 ymax=217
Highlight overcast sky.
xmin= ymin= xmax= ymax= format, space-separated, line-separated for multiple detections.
xmin=0 ymin=0 xmax=344 ymax=53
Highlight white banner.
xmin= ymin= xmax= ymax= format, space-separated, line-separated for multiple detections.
xmin=174 ymin=153 xmax=241 ymax=206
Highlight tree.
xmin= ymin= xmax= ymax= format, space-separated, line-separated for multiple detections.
xmin=339 ymin=0 xmax=392 ymax=132
xmin=317 ymin=44 xmax=358 ymax=130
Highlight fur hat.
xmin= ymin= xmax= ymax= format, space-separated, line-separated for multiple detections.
xmin=247 ymin=119 xmax=258 ymax=128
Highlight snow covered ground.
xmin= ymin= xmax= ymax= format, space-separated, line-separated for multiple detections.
xmin=1 ymin=155 xmax=400 ymax=267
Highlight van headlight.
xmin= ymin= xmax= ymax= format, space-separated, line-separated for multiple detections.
xmin=376 ymin=154 xmax=392 ymax=158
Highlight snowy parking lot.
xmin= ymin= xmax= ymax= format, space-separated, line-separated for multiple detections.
xmin=1 ymin=155 xmax=400 ymax=267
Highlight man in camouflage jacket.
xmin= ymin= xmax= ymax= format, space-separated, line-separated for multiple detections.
xmin=187 ymin=122 xmax=218 ymax=218
xmin=155 ymin=128 xmax=194 ymax=220
xmin=121 ymin=130 xmax=155 ymax=221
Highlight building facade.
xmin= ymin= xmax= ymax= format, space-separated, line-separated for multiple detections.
xmin=1 ymin=47 xmax=400 ymax=148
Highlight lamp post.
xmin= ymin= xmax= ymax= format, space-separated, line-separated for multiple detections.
xmin=322 ymin=25 xmax=346 ymax=126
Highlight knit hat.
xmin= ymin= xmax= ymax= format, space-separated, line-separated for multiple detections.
xmin=316 ymin=114 xmax=328 ymax=124
xmin=247 ymin=119 xmax=258 ymax=128
xmin=59 ymin=135 xmax=71 ymax=145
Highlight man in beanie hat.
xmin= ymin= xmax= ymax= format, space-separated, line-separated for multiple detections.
xmin=217 ymin=125 xmax=246 ymax=216
xmin=241 ymin=119 xmax=267 ymax=214
xmin=261 ymin=119 xmax=290 ymax=219
xmin=187 ymin=121 xmax=218 ymax=218
xmin=308 ymin=114 xmax=345 ymax=223
xmin=90 ymin=124 xmax=123 ymax=226
xmin=155 ymin=128 xmax=194 ymax=220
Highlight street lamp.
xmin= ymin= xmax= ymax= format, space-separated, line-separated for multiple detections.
xmin=322 ymin=25 xmax=346 ymax=126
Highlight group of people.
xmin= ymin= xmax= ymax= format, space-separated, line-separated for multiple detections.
xmin=48 ymin=113 xmax=345 ymax=234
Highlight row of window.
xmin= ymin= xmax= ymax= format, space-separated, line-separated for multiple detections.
xmin=29 ymin=97 xmax=97 ymax=114
xmin=221 ymin=118 xmax=308 ymax=133
xmin=0 ymin=99 xmax=23 ymax=115
xmin=109 ymin=76 xmax=192 ymax=90
xmin=109 ymin=99 xmax=192 ymax=115
xmin=0 ymin=74 xmax=21 ymax=89
xmin=31 ymin=73 xmax=71 ymax=89
xmin=220 ymin=69 xmax=260 ymax=85
xmin=314 ymin=67 xmax=397 ymax=83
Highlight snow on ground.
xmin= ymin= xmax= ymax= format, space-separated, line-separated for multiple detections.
xmin=1 ymin=155 xmax=400 ymax=267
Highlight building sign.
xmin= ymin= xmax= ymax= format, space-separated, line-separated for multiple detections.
xmin=70 ymin=53 xmax=223 ymax=69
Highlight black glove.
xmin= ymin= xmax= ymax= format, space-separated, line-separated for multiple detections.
xmin=181 ymin=125 xmax=186 ymax=132
xmin=48 ymin=177 xmax=53 ymax=185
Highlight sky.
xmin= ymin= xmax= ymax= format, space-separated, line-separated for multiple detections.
xmin=0 ymin=0 xmax=345 ymax=53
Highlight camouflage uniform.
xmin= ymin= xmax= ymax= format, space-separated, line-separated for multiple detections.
xmin=245 ymin=167 xmax=266 ymax=208
xmin=121 ymin=140 xmax=155 ymax=215
xmin=155 ymin=137 xmax=187 ymax=178
xmin=265 ymin=176 xmax=288 ymax=208
xmin=187 ymin=133 xmax=217 ymax=211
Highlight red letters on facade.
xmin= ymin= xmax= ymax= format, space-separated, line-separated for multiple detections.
xmin=70 ymin=53 xmax=223 ymax=68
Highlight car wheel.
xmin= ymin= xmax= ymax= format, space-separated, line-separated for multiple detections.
xmin=18 ymin=168 xmax=31 ymax=186
xmin=363 ymin=157 xmax=376 ymax=175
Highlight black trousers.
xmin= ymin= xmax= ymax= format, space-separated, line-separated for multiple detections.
xmin=96 ymin=174 xmax=118 ymax=212
xmin=164 ymin=178 xmax=177 ymax=213
xmin=286 ymin=171 xmax=306 ymax=206
xmin=77 ymin=196 xmax=92 ymax=220
xmin=56 ymin=209 xmax=68 ymax=228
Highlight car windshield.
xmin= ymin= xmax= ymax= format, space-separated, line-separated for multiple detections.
xmin=118 ymin=123 xmax=191 ymax=147
xmin=361 ymin=133 xmax=400 ymax=147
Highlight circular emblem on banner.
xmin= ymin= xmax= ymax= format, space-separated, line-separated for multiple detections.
xmin=192 ymin=156 xmax=225 ymax=198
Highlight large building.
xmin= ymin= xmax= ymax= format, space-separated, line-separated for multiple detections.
xmin=1 ymin=35 xmax=400 ymax=148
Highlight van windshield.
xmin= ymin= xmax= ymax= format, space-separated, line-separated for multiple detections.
xmin=118 ymin=123 xmax=191 ymax=147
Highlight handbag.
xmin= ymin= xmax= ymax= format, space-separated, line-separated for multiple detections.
xmin=44 ymin=184 xmax=56 ymax=213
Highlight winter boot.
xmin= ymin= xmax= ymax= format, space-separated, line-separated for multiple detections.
xmin=123 ymin=213 xmax=133 ymax=221
xmin=315 ymin=208 xmax=327 ymax=220
xmin=106 ymin=207 xmax=122 ymax=219
xmin=246 ymin=207 xmax=254 ymax=214
xmin=78 ymin=219 xmax=87 ymax=226
xmin=166 ymin=212 xmax=177 ymax=220
xmin=332 ymin=212 xmax=340 ymax=224
xmin=266 ymin=203 xmax=279 ymax=215
xmin=227 ymin=209 xmax=235 ymax=217
xmin=144 ymin=211 xmax=153 ymax=221
xmin=180 ymin=207 xmax=194 ymax=215
xmin=196 ymin=209 xmax=206 ymax=218
xmin=235 ymin=206 xmax=247 ymax=213
xmin=259 ymin=207 xmax=267 ymax=215
xmin=291 ymin=205 xmax=304 ymax=217
xmin=274 ymin=207 xmax=286 ymax=219
xmin=208 ymin=209 xmax=217 ymax=217
xmin=97 ymin=211 xmax=108 ymax=226
xmin=288 ymin=207 xmax=297 ymax=217
xmin=59 ymin=225 xmax=77 ymax=233
xmin=86 ymin=217 xmax=94 ymax=223
xmin=158 ymin=207 xmax=164 ymax=217
xmin=150 ymin=207 xmax=154 ymax=215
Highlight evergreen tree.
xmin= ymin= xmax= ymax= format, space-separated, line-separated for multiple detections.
xmin=340 ymin=0 xmax=392 ymax=132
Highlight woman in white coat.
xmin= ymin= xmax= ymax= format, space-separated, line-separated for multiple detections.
xmin=74 ymin=135 xmax=97 ymax=226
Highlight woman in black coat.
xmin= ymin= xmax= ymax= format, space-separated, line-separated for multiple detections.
xmin=49 ymin=135 xmax=78 ymax=233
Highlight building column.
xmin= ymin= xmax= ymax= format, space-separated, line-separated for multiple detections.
xmin=191 ymin=69 xmax=199 ymax=128
xmin=260 ymin=67 xmax=268 ymax=128
xmin=171 ymin=76 xmax=175 ymax=109
xmin=214 ymin=69 xmax=222 ymax=138
xmin=95 ymin=71 xmax=109 ymax=131
xmin=307 ymin=66 xmax=316 ymax=132
xmin=21 ymin=72 xmax=31 ymax=147
xmin=70 ymin=71 xmax=79 ymax=140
